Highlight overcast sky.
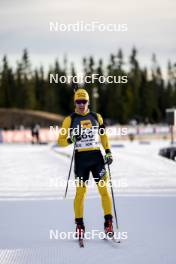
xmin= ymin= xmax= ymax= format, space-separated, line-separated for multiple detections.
xmin=0 ymin=0 xmax=175 ymax=73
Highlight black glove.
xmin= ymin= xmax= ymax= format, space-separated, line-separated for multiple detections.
xmin=105 ymin=149 xmax=113 ymax=165
xmin=68 ymin=134 xmax=81 ymax=144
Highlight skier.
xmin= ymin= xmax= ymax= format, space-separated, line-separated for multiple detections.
xmin=31 ymin=123 xmax=40 ymax=144
xmin=58 ymin=88 xmax=114 ymax=239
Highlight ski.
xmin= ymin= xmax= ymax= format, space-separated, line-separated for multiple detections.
xmin=103 ymin=237 xmax=120 ymax=248
xmin=103 ymin=233 xmax=121 ymax=246
xmin=78 ymin=238 xmax=84 ymax=248
xmin=104 ymin=237 xmax=121 ymax=244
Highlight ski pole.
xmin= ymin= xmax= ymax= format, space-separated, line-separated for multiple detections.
xmin=107 ymin=164 xmax=119 ymax=230
xmin=64 ymin=143 xmax=76 ymax=198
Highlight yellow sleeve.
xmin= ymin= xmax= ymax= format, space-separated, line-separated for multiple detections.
xmin=97 ymin=113 xmax=110 ymax=151
xmin=58 ymin=116 xmax=72 ymax=147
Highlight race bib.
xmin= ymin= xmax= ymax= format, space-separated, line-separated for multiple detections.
xmin=75 ymin=120 xmax=100 ymax=149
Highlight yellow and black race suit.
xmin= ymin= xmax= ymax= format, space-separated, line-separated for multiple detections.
xmin=58 ymin=110 xmax=112 ymax=220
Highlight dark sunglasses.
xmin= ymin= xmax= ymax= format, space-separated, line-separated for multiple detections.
xmin=75 ymin=100 xmax=88 ymax=105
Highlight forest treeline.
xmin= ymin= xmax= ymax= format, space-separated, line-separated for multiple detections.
xmin=0 ymin=48 xmax=175 ymax=124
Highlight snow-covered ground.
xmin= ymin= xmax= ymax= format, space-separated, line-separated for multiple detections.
xmin=0 ymin=141 xmax=176 ymax=263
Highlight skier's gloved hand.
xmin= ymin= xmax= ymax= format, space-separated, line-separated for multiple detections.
xmin=68 ymin=134 xmax=82 ymax=144
xmin=71 ymin=134 xmax=82 ymax=143
xmin=105 ymin=149 xmax=113 ymax=165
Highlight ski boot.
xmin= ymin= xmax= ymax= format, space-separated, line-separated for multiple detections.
xmin=75 ymin=218 xmax=85 ymax=239
xmin=104 ymin=214 xmax=114 ymax=238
